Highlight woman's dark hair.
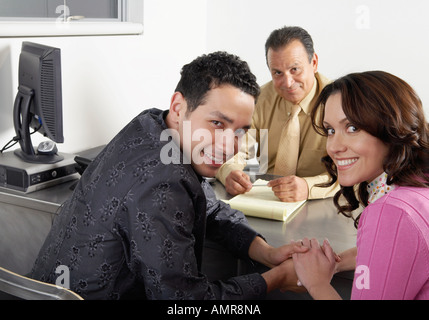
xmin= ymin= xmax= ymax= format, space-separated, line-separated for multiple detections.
xmin=175 ymin=51 xmax=260 ymax=113
xmin=311 ymin=70 xmax=429 ymax=227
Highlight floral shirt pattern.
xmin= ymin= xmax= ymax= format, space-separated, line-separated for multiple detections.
xmin=31 ymin=108 xmax=266 ymax=300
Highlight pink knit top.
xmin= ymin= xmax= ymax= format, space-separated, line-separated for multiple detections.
xmin=352 ymin=186 xmax=429 ymax=299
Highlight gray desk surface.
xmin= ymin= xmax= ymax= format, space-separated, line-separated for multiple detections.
xmin=0 ymin=180 xmax=75 ymax=214
xmin=210 ymin=174 xmax=357 ymax=254
xmin=0 ymin=180 xmax=77 ymax=275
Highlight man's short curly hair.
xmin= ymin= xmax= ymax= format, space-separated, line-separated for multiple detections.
xmin=175 ymin=51 xmax=260 ymax=113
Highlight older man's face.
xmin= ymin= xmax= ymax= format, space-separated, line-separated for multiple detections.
xmin=267 ymin=40 xmax=318 ymax=105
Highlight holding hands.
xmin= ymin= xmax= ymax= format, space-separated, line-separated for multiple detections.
xmin=292 ymin=238 xmax=342 ymax=300
xmin=250 ymin=232 xmax=353 ymax=297
xmin=251 ymin=237 xmax=310 ymax=293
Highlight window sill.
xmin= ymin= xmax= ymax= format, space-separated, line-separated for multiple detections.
xmin=0 ymin=21 xmax=143 ymax=37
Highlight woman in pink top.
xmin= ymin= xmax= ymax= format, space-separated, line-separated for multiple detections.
xmin=292 ymin=71 xmax=429 ymax=300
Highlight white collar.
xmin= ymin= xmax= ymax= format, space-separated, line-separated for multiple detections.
xmin=367 ymin=172 xmax=397 ymax=204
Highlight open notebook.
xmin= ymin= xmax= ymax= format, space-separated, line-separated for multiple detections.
xmin=222 ymin=179 xmax=306 ymax=221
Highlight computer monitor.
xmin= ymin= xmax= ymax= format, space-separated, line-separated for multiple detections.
xmin=13 ymin=41 xmax=64 ymax=164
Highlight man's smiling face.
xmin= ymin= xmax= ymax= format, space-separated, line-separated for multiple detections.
xmin=173 ymin=84 xmax=255 ymax=177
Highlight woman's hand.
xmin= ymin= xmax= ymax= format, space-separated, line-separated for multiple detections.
xmin=292 ymin=238 xmax=342 ymax=300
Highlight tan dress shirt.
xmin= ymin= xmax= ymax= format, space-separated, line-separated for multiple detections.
xmin=216 ymin=72 xmax=339 ymax=200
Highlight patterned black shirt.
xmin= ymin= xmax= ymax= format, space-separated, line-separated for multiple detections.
xmin=31 ymin=108 xmax=267 ymax=300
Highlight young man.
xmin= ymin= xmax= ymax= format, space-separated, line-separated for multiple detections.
xmin=31 ymin=52 xmax=306 ymax=299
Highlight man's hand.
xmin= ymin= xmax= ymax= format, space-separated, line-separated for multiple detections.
xmin=249 ymin=237 xmax=308 ymax=268
xmin=224 ymin=170 xmax=253 ymax=196
xmin=276 ymin=259 xmax=308 ymax=293
xmin=251 ymin=238 xmax=308 ymax=294
xmin=265 ymin=241 xmax=309 ymax=267
xmin=267 ymin=176 xmax=309 ymax=202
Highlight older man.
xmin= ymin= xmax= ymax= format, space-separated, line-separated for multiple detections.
xmin=216 ymin=26 xmax=339 ymax=202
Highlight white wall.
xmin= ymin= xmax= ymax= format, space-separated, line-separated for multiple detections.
xmin=0 ymin=0 xmax=428 ymax=155
xmin=0 ymin=0 xmax=207 ymax=154
xmin=206 ymin=0 xmax=429 ymax=118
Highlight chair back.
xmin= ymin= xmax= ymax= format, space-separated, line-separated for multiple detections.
xmin=0 ymin=267 xmax=83 ymax=300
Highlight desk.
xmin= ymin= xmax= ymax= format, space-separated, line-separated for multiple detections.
xmin=211 ymin=176 xmax=357 ymax=254
xmin=0 ymin=169 xmax=357 ymax=299
xmin=0 ymin=146 xmax=104 ymax=276
xmin=0 ymin=180 xmax=76 ymax=275
xmin=206 ymin=174 xmax=357 ymax=299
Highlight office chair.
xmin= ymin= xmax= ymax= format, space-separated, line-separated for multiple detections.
xmin=0 ymin=267 xmax=83 ymax=300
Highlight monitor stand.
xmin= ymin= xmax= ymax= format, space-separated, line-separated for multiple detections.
xmin=14 ymin=149 xmax=64 ymax=164
xmin=0 ymin=151 xmax=79 ymax=193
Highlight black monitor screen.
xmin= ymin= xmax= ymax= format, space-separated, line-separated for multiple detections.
xmin=13 ymin=42 xmax=64 ymax=164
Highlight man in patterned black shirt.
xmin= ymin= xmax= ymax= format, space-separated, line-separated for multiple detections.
xmin=31 ymin=52 xmax=307 ymax=299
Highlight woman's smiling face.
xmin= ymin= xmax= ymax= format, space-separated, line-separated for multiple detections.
xmin=323 ymin=92 xmax=390 ymax=186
